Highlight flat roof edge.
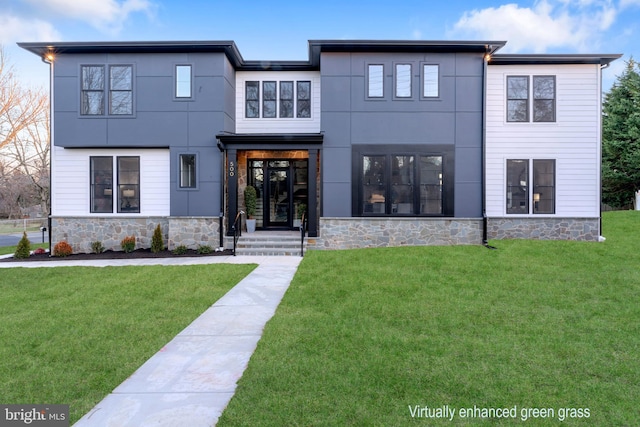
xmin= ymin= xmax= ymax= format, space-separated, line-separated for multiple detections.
xmin=490 ymin=54 xmax=623 ymax=66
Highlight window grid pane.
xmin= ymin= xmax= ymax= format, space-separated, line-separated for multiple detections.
xmin=507 ymin=76 xmax=529 ymax=122
xmin=245 ymin=81 xmax=259 ymax=118
xmin=180 ymin=154 xmax=196 ymax=188
xmin=118 ymin=157 xmax=140 ymax=213
xmin=90 ymin=156 xmax=113 ymax=213
xmin=507 ymin=159 xmax=529 ymax=214
xmin=297 ymin=81 xmax=311 ymax=118
xmin=533 ymin=76 xmax=555 ymax=122
xmin=420 ymin=156 xmax=442 ymax=214
xmin=109 ymin=66 xmax=132 ymax=115
xmin=392 ymin=156 xmax=414 ymax=213
xmin=423 ymin=65 xmax=439 ymax=97
xmin=81 ymin=66 xmax=105 ymax=115
xmin=176 ymin=65 xmax=192 ymax=98
xmin=533 ymin=159 xmax=555 ymax=214
xmin=280 ymin=81 xmax=294 ymax=118
xmin=395 ymin=64 xmax=411 ymax=98
xmin=362 ymin=156 xmax=386 ymax=214
xmin=368 ymin=64 xmax=384 ymax=98
xmin=263 ymin=81 xmax=277 ymax=118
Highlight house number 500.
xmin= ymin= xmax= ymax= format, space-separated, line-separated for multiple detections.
xmin=229 ymin=161 xmax=235 ymax=177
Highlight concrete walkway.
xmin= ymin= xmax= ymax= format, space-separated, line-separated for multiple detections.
xmin=0 ymin=254 xmax=302 ymax=426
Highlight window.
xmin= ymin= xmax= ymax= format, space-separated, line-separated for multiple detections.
xmin=263 ymin=81 xmax=277 ymax=118
xmin=507 ymin=76 xmax=529 ymax=122
xmin=90 ymin=157 xmax=113 ymax=213
xmin=109 ymin=66 xmax=132 ymax=115
xmin=179 ymin=154 xmax=196 ymax=188
xmin=355 ymin=146 xmax=453 ymax=216
xmin=533 ymin=76 xmax=555 ymax=122
xmin=507 ymin=75 xmax=556 ymax=122
xmin=175 ymin=65 xmax=192 ymax=98
xmin=506 ymin=159 xmax=555 ymax=214
xmin=423 ymin=64 xmax=439 ymax=98
xmin=118 ymin=157 xmax=140 ymax=213
xmin=395 ymin=64 xmax=412 ymax=98
xmin=81 ymin=66 xmax=105 ymax=115
xmin=246 ymin=81 xmax=260 ymax=118
xmin=280 ymin=81 xmax=294 ymax=118
xmin=368 ymin=64 xmax=384 ymax=98
xmin=297 ymin=81 xmax=311 ymax=118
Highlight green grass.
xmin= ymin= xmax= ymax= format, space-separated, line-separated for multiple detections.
xmin=0 ymin=242 xmax=48 ymax=256
xmin=0 ymin=263 xmax=256 ymax=424
xmin=219 ymin=211 xmax=640 ymax=426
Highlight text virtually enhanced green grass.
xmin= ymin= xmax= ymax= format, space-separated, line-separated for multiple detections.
xmin=0 ymin=264 xmax=256 ymax=424
xmin=218 ymin=211 xmax=639 ymax=426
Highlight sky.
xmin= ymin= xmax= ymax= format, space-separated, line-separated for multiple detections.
xmin=1 ymin=0 xmax=639 ymax=91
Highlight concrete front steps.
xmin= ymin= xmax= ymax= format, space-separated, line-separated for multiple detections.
xmin=233 ymin=231 xmax=306 ymax=256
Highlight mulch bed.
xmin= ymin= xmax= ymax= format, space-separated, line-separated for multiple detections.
xmin=1 ymin=248 xmax=234 ymax=262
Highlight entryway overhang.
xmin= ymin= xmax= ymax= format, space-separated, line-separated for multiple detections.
xmin=216 ymin=133 xmax=323 ymax=238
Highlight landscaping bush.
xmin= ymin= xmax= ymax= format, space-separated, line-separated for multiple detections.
xmin=53 ymin=241 xmax=73 ymax=257
xmin=33 ymin=248 xmax=46 ymax=255
xmin=13 ymin=232 xmax=31 ymax=259
xmin=91 ymin=241 xmax=105 ymax=254
xmin=120 ymin=236 xmax=136 ymax=253
xmin=197 ymin=245 xmax=213 ymax=254
xmin=151 ymin=224 xmax=164 ymax=253
xmin=172 ymin=245 xmax=188 ymax=255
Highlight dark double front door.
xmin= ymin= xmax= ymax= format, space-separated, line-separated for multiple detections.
xmin=249 ymin=160 xmax=308 ymax=229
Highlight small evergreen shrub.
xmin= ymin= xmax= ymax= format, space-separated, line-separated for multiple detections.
xmin=151 ymin=224 xmax=164 ymax=253
xmin=53 ymin=241 xmax=73 ymax=257
xmin=121 ymin=235 xmax=136 ymax=253
xmin=91 ymin=241 xmax=105 ymax=254
xmin=14 ymin=232 xmax=31 ymax=259
xmin=197 ymin=245 xmax=213 ymax=254
xmin=172 ymin=245 xmax=188 ymax=255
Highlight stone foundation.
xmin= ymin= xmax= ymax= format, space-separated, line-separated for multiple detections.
xmin=487 ymin=217 xmax=600 ymax=241
xmin=309 ymin=217 xmax=483 ymax=250
xmin=51 ymin=216 xmax=222 ymax=254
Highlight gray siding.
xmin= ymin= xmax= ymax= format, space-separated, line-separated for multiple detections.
xmin=320 ymin=51 xmax=485 ymax=218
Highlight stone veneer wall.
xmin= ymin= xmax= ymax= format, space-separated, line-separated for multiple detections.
xmin=308 ymin=217 xmax=483 ymax=249
xmin=51 ymin=216 xmax=222 ymax=254
xmin=487 ymin=217 xmax=600 ymax=241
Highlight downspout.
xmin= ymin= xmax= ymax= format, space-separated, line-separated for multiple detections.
xmin=42 ymin=50 xmax=54 ymax=254
xmin=598 ymin=62 xmax=610 ymax=241
xmin=482 ymin=46 xmax=496 ymax=249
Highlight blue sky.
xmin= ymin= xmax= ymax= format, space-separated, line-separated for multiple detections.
xmin=1 ymin=0 xmax=639 ymax=91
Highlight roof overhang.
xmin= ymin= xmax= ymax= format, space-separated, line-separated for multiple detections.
xmin=489 ymin=54 xmax=622 ymax=66
xmin=216 ymin=133 xmax=324 ymax=150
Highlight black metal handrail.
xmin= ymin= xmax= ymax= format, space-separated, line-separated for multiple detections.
xmin=232 ymin=210 xmax=244 ymax=256
xmin=300 ymin=212 xmax=307 ymax=257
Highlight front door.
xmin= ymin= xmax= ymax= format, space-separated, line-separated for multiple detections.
xmin=267 ymin=167 xmax=291 ymax=227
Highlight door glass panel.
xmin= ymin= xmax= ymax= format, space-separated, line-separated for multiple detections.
xmin=392 ymin=156 xmax=413 ymax=213
xmin=420 ymin=156 xmax=442 ymax=214
xmin=249 ymin=161 xmax=264 ymax=227
xmin=269 ymin=169 xmax=289 ymax=225
xmin=362 ymin=155 xmax=386 ymax=214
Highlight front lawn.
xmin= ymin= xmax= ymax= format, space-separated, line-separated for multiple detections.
xmin=0 ymin=263 xmax=255 ymax=424
xmin=219 ymin=211 xmax=639 ymax=426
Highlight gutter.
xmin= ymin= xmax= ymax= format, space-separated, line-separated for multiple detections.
xmin=482 ymin=46 xmax=497 ymax=249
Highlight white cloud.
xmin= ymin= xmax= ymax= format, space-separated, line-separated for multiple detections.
xmin=451 ymin=0 xmax=618 ymax=53
xmin=0 ymin=14 xmax=61 ymax=44
xmin=23 ymin=0 xmax=155 ymax=33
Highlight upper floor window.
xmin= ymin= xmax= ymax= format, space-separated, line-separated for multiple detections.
xmin=367 ymin=64 xmax=384 ymax=98
xmin=395 ymin=64 xmax=412 ymax=98
xmin=81 ymin=65 xmax=133 ymax=116
xmin=422 ymin=64 xmax=439 ymax=98
xmin=507 ymin=75 xmax=555 ymax=122
xmin=175 ymin=65 xmax=192 ymax=98
xmin=245 ymin=80 xmax=311 ymax=119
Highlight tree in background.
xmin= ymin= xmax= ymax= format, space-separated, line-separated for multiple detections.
xmin=602 ymin=58 xmax=640 ymax=209
xmin=0 ymin=46 xmax=50 ymax=218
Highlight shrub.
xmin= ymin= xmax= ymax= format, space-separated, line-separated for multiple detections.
xmin=14 ymin=232 xmax=31 ymax=259
xmin=172 ymin=245 xmax=188 ymax=255
xmin=120 ymin=235 xmax=136 ymax=253
xmin=91 ymin=241 xmax=105 ymax=254
xmin=197 ymin=245 xmax=213 ymax=254
xmin=53 ymin=241 xmax=73 ymax=257
xmin=33 ymin=247 xmax=46 ymax=255
xmin=151 ymin=224 xmax=164 ymax=253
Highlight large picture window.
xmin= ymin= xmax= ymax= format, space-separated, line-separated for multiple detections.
xmin=355 ymin=145 xmax=453 ymax=216
xmin=506 ymin=159 xmax=555 ymax=214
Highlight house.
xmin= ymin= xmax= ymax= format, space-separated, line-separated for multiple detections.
xmin=18 ymin=40 xmax=620 ymax=253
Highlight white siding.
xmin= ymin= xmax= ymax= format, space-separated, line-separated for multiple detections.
xmin=51 ymin=146 xmax=170 ymax=216
xmin=485 ymin=64 xmax=601 ymax=217
xmin=235 ymin=71 xmax=321 ymax=133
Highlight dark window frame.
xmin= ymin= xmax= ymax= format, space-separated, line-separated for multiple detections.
xmin=262 ymin=81 xmax=277 ymax=118
xmin=352 ymin=145 xmax=454 ymax=217
xmin=506 ymin=75 xmax=529 ymax=122
xmin=506 ymin=159 xmax=556 ymax=215
xmin=394 ymin=63 xmax=412 ymax=99
xmin=533 ymin=76 xmax=556 ymax=122
xmin=245 ymin=81 xmax=260 ymax=118
xmin=367 ymin=64 xmax=384 ymax=98
xmin=109 ymin=65 xmax=133 ymax=115
xmin=81 ymin=65 xmax=105 ymax=115
xmin=421 ymin=63 xmax=440 ymax=98
xmin=279 ymin=81 xmax=294 ymax=118
xmin=117 ymin=156 xmax=140 ymax=213
xmin=179 ymin=153 xmax=198 ymax=189
xmin=90 ymin=156 xmax=113 ymax=213
xmin=175 ymin=64 xmax=193 ymax=99
xmin=296 ymin=80 xmax=311 ymax=118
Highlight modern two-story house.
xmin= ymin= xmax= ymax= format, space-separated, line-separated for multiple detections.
xmin=19 ymin=39 xmax=620 ymax=253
